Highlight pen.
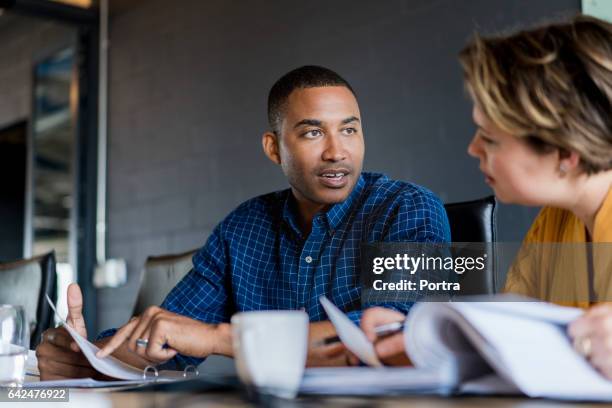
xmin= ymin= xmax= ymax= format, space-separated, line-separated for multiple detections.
xmin=313 ymin=321 xmax=405 ymax=347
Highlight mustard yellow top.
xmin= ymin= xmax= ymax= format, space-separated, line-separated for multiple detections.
xmin=503 ymin=188 xmax=612 ymax=308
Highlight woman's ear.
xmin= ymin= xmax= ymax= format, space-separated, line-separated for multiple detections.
xmin=558 ymin=149 xmax=580 ymax=176
xmin=262 ymin=131 xmax=281 ymax=165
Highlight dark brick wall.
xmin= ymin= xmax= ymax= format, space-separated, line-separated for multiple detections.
xmin=100 ymin=0 xmax=579 ymax=330
xmin=0 ymin=1 xmax=579 ymax=332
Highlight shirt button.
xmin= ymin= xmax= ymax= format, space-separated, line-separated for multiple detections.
xmin=305 ymin=256 xmax=313 ymax=264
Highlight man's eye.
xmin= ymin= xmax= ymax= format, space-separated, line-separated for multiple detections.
xmin=342 ymin=127 xmax=357 ymax=135
xmin=303 ymin=129 xmax=322 ymax=138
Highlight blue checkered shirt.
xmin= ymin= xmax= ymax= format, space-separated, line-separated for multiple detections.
xmin=98 ymin=172 xmax=450 ymax=368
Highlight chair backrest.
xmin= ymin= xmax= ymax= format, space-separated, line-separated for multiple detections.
xmin=133 ymin=248 xmax=236 ymax=374
xmin=132 ymin=249 xmax=196 ymax=316
xmin=444 ymin=196 xmax=497 ymax=295
xmin=0 ymin=251 xmax=57 ymax=348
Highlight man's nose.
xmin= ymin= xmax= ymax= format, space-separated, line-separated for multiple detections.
xmin=322 ymin=133 xmax=347 ymax=162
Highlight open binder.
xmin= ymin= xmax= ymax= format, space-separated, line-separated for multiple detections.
xmin=310 ymin=295 xmax=612 ymax=401
xmin=24 ymin=296 xmax=201 ymax=388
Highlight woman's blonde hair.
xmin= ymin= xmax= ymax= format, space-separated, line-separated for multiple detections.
xmin=459 ymin=15 xmax=612 ymax=174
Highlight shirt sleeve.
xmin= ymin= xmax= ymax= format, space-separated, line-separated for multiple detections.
xmin=159 ymin=225 xmax=231 ymax=369
xmin=96 ymin=225 xmax=230 ymax=370
xmin=383 ymin=187 xmax=451 ymax=244
xmin=360 ymin=187 xmax=452 ymax=319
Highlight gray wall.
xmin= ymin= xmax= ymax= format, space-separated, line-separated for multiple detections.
xmin=0 ymin=18 xmax=75 ymax=259
xmin=100 ymin=0 xmax=579 ymax=331
xmin=0 ymin=17 xmax=74 ymax=128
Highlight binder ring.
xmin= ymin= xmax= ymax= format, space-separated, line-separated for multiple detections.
xmin=143 ymin=365 xmax=159 ymax=380
xmin=183 ymin=365 xmax=199 ymax=378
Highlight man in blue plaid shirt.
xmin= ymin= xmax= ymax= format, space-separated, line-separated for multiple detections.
xmin=37 ymin=66 xmax=450 ymax=378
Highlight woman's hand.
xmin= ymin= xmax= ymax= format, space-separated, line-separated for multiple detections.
xmin=568 ymin=303 xmax=612 ymax=379
xmin=96 ymin=306 xmax=232 ymax=364
xmin=351 ymin=307 xmax=411 ymax=366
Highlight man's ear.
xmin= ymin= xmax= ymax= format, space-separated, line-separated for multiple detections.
xmin=262 ymin=131 xmax=281 ymax=165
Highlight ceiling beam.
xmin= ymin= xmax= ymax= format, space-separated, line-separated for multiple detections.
xmin=0 ymin=0 xmax=97 ymax=26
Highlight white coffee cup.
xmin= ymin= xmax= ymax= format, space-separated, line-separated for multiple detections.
xmin=231 ymin=310 xmax=308 ymax=398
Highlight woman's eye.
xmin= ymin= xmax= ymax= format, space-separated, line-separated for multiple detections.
xmin=303 ymin=129 xmax=322 ymax=138
xmin=478 ymin=131 xmax=496 ymax=145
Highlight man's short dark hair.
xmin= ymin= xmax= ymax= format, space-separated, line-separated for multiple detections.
xmin=267 ymin=65 xmax=356 ymax=134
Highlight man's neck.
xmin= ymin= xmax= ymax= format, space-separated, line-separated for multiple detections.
xmin=290 ymin=190 xmax=328 ymax=236
xmin=296 ymin=199 xmax=327 ymax=236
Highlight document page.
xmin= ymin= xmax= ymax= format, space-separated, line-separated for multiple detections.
xmin=301 ymin=366 xmax=452 ymax=395
xmin=450 ymin=302 xmax=612 ymax=401
xmin=44 ymin=295 xmax=184 ymax=382
xmin=319 ymin=296 xmax=382 ymax=367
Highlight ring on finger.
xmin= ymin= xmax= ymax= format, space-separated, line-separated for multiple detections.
xmin=136 ymin=338 xmax=149 ymax=348
xmin=574 ymin=336 xmax=593 ymax=358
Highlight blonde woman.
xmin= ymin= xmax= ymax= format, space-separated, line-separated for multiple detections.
xmin=358 ymin=15 xmax=612 ymax=376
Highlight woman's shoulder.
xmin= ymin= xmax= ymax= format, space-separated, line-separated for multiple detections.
xmin=524 ymin=206 xmax=579 ymax=243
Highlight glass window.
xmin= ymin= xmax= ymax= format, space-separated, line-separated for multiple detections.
xmin=32 ymin=47 xmax=77 ymax=318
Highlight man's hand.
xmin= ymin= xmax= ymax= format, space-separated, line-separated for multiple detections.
xmin=568 ymin=303 xmax=612 ymax=379
xmin=306 ymin=321 xmax=348 ymax=366
xmin=354 ymin=307 xmax=410 ymax=366
xmin=36 ymin=283 xmax=99 ymax=380
xmin=96 ymin=306 xmax=232 ymax=364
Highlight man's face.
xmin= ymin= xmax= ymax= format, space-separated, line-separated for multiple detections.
xmin=276 ymin=86 xmax=365 ymax=208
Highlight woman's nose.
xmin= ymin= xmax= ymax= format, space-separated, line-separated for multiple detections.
xmin=467 ymin=134 xmax=482 ymax=158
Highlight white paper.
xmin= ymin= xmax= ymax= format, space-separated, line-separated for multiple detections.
xmin=26 ymin=349 xmax=39 ymax=376
xmin=319 ymin=296 xmax=382 ymax=367
xmin=301 ymin=366 xmax=452 ymax=395
xmin=451 ymin=302 xmax=612 ymax=401
xmin=405 ymin=298 xmax=612 ymax=401
xmin=459 ymin=373 xmax=522 ymax=395
xmin=44 ymin=295 xmax=184 ymax=382
xmin=23 ymin=377 xmax=149 ymax=389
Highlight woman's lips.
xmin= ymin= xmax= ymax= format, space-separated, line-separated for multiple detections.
xmin=480 ymin=167 xmax=494 ymax=185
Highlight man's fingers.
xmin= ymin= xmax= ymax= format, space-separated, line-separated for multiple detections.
xmin=42 ymin=328 xmax=72 ymax=349
xmin=361 ymin=308 xmax=405 ymax=342
xmin=347 ymin=352 xmax=360 ymax=366
xmin=37 ymin=342 xmax=91 ymax=368
xmin=145 ymin=323 xmax=177 ymax=363
xmin=66 ymin=283 xmax=87 ymax=337
xmin=96 ymin=318 xmax=139 ymax=358
xmin=374 ymin=333 xmax=406 ymax=359
xmin=39 ymin=357 xmax=98 ymax=381
xmin=127 ymin=308 xmax=160 ymax=352
xmin=316 ymin=342 xmax=346 ymax=359
xmin=137 ymin=326 xmax=154 ymax=360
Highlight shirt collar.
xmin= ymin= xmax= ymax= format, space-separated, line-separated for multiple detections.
xmin=282 ymin=173 xmax=366 ymax=236
xmin=324 ymin=173 xmax=366 ymax=231
xmin=282 ymin=192 xmax=303 ymax=237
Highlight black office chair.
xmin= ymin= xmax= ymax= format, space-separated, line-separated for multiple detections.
xmin=0 ymin=251 xmax=57 ymax=348
xmin=444 ymin=196 xmax=497 ymax=295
